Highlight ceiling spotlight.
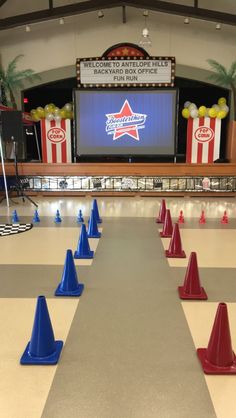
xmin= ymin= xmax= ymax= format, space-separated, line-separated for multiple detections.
xmin=25 ymin=25 xmax=31 ymax=32
xmin=215 ymin=23 xmax=221 ymax=30
xmin=184 ymin=17 xmax=190 ymax=24
xmin=143 ymin=10 xmax=149 ymax=17
xmin=98 ymin=10 xmax=104 ymax=18
xmin=59 ymin=17 xmax=65 ymax=25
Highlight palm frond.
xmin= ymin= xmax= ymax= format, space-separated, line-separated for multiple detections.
xmin=6 ymin=55 xmax=24 ymax=76
xmin=229 ymin=61 xmax=236 ymax=80
xmin=8 ymin=79 xmax=25 ymax=90
xmin=1 ymin=55 xmax=41 ymax=108
xmin=207 ymin=59 xmax=228 ymax=77
xmin=206 ymin=58 xmax=236 ymax=88
xmin=0 ymin=69 xmax=5 ymax=81
xmin=208 ymin=73 xmax=232 ymax=87
xmin=11 ymin=69 xmax=40 ymax=81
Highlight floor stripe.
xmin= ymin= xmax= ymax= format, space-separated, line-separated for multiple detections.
xmin=42 ymin=218 xmax=216 ymax=418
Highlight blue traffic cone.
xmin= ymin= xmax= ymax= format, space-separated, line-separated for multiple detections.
xmin=12 ymin=210 xmax=19 ymax=223
xmin=54 ymin=209 xmax=62 ymax=223
xmin=74 ymin=223 xmax=94 ymax=259
xmin=33 ymin=209 xmax=40 ymax=223
xmin=92 ymin=199 xmax=102 ymax=223
xmin=87 ymin=209 xmax=101 ymax=238
xmin=20 ymin=295 xmax=63 ymax=365
xmin=77 ymin=209 xmax=84 ymax=223
xmin=55 ymin=249 xmax=84 ymax=296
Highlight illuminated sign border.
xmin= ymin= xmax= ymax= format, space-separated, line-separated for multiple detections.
xmin=76 ymin=56 xmax=175 ymax=88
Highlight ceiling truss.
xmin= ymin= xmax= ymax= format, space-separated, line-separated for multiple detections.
xmin=0 ymin=0 xmax=235 ymax=31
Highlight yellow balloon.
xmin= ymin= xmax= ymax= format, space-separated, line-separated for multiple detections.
xmin=32 ymin=114 xmax=41 ymax=122
xmin=48 ymin=103 xmax=56 ymax=111
xmin=44 ymin=104 xmax=51 ymax=113
xmin=53 ymin=107 xmax=60 ymax=115
xmin=64 ymin=110 xmax=73 ymax=119
xmin=44 ymin=104 xmax=54 ymax=113
xmin=30 ymin=109 xmax=37 ymax=115
xmin=182 ymin=108 xmax=190 ymax=119
xmin=208 ymin=108 xmax=217 ymax=118
xmin=59 ymin=109 xmax=67 ymax=119
xmin=198 ymin=106 xmax=207 ymax=117
xmin=218 ymin=97 xmax=227 ymax=106
xmin=217 ymin=110 xmax=227 ymax=119
xmin=36 ymin=107 xmax=45 ymax=118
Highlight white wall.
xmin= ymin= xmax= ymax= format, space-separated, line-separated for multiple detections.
xmin=0 ymin=7 xmax=235 ymax=77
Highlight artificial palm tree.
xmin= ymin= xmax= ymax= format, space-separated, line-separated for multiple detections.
xmin=0 ymin=54 xmax=40 ymax=109
xmin=207 ymin=59 xmax=236 ymax=120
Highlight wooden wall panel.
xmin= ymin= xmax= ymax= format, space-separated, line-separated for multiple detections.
xmin=1 ymin=162 xmax=236 ymax=177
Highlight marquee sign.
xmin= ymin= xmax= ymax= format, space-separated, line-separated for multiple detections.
xmin=76 ymin=56 xmax=175 ymax=88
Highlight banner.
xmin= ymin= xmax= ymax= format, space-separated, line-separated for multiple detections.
xmin=186 ymin=117 xmax=221 ymax=163
xmin=41 ymin=119 xmax=72 ymax=163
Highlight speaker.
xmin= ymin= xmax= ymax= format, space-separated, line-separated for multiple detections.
xmin=0 ymin=110 xmax=26 ymax=160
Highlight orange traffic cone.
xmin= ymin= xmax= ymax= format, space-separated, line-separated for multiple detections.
xmin=197 ymin=303 xmax=236 ymax=374
xmin=165 ymin=223 xmax=186 ymax=258
xmin=178 ymin=210 xmax=185 ymax=224
xmin=178 ymin=252 xmax=207 ymax=299
xmin=156 ymin=199 xmax=166 ymax=224
xmin=160 ymin=209 xmax=173 ymax=238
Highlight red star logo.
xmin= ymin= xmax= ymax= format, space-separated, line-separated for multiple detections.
xmin=106 ymin=100 xmax=140 ymax=141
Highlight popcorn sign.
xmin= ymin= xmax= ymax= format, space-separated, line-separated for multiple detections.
xmin=47 ymin=128 xmax=66 ymax=144
xmin=194 ymin=127 xmax=214 ymax=143
xmin=41 ymin=119 xmax=72 ymax=163
xmin=186 ymin=117 xmax=221 ymax=163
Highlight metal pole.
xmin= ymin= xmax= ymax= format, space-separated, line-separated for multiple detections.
xmin=33 ymin=123 xmax=41 ymax=161
xmin=0 ymin=132 xmax=9 ymax=207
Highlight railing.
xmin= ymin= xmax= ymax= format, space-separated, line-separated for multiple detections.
xmin=2 ymin=175 xmax=235 ymax=193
